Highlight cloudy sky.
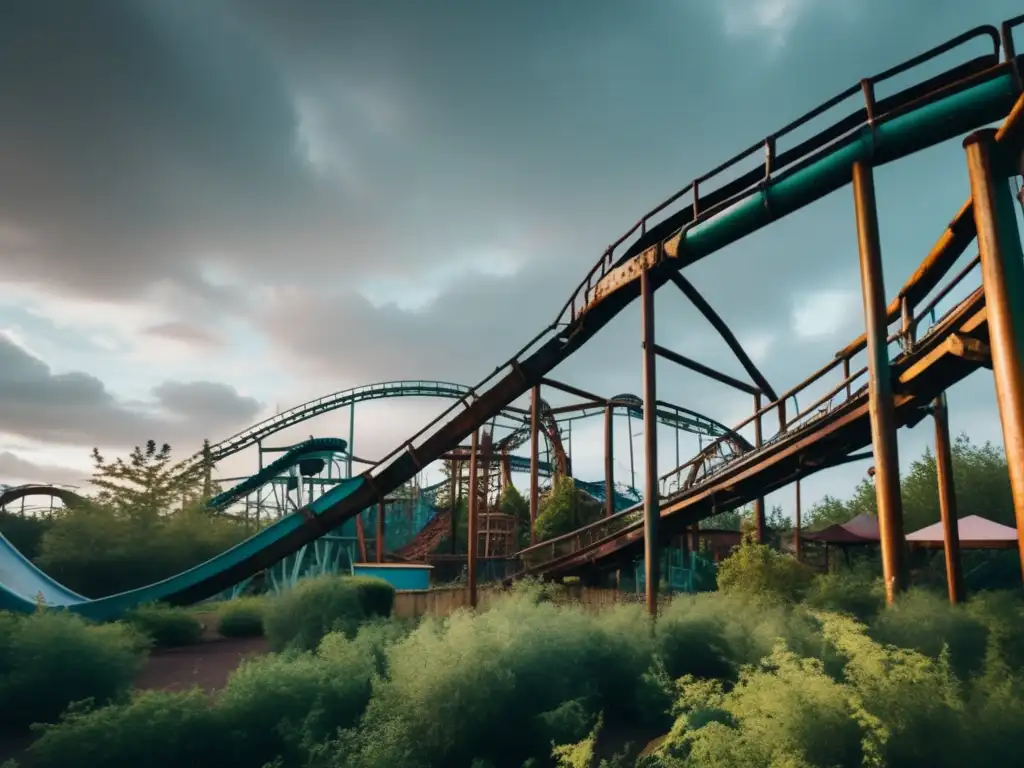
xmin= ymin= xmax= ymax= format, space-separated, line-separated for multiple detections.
xmin=1 ymin=0 xmax=1021 ymax=522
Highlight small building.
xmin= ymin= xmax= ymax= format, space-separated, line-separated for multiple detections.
xmin=907 ymin=515 xmax=1018 ymax=550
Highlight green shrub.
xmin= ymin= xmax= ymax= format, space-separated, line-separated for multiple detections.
xmin=124 ymin=604 xmax=203 ymax=648
xmin=344 ymin=590 xmax=661 ymax=767
xmin=216 ymin=598 xmax=266 ymax=639
xmin=262 ymin=574 xmax=365 ymax=652
xmin=0 ymin=610 xmax=147 ymax=733
xmin=803 ymin=566 xmax=885 ymax=622
xmin=348 ymin=575 xmax=396 ymax=618
xmin=715 ymin=535 xmax=813 ymax=603
xmin=26 ymin=689 xmax=224 ymax=768
xmin=869 ymin=588 xmax=989 ymax=679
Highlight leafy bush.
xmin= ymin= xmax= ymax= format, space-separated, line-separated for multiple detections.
xmin=124 ymin=604 xmax=203 ymax=648
xmin=347 ymin=575 xmax=396 ymax=619
xmin=262 ymin=574 xmax=367 ymax=652
xmin=27 ymin=689 xmax=223 ymax=768
xmin=0 ymin=610 xmax=147 ymax=733
xmin=869 ymin=588 xmax=989 ymax=679
xmin=36 ymin=504 xmax=248 ymax=598
xmin=24 ymin=621 xmax=405 ymax=768
xmin=803 ymin=565 xmax=885 ymax=622
xmin=715 ymin=535 xmax=814 ymax=603
xmin=216 ymin=598 xmax=266 ymax=638
xmin=344 ymin=591 xmax=662 ymax=767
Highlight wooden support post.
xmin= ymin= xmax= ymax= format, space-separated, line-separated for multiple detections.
xmin=529 ymin=385 xmax=540 ymax=545
xmin=964 ymin=130 xmax=1024 ymax=583
xmin=933 ymin=394 xmax=964 ymax=604
xmin=753 ymin=392 xmax=767 ymax=544
xmin=604 ymin=404 xmax=615 ymax=517
xmin=467 ymin=429 xmax=480 ymax=609
xmin=641 ymin=268 xmax=659 ymax=618
xmin=853 ymin=159 xmax=907 ymax=604
xmin=376 ymin=498 xmax=385 ymax=563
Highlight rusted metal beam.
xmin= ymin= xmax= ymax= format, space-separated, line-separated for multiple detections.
xmin=641 ymin=268 xmax=660 ymax=618
xmin=853 ymin=159 xmax=907 ymax=604
xmin=604 ymin=404 xmax=615 ymax=518
xmin=651 ymin=343 xmax=760 ymax=396
xmin=546 ymin=401 xmax=606 ymax=415
xmin=932 ymin=393 xmax=964 ymax=604
xmin=946 ymin=332 xmax=992 ymax=367
xmin=468 ymin=429 xmax=480 ymax=608
xmin=539 ymin=378 xmax=608 ymax=404
xmin=529 ymin=386 xmax=540 ymax=546
xmin=964 ymin=128 xmax=1024 ymax=583
xmin=666 ymin=271 xmax=778 ymax=400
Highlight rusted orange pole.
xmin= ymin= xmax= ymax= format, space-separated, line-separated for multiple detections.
xmin=376 ymin=498 xmax=385 ymax=563
xmin=752 ymin=392 xmax=767 ymax=544
xmin=641 ymin=268 xmax=659 ymax=617
xmin=964 ymin=129 xmax=1024 ymax=582
xmin=853 ymin=159 xmax=907 ymax=604
xmin=467 ymin=429 xmax=480 ymax=608
xmin=794 ymin=479 xmax=802 ymax=563
xmin=933 ymin=393 xmax=964 ymax=604
xmin=529 ymin=386 xmax=540 ymax=545
xmin=604 ymin=404 xmax=615 ymax=518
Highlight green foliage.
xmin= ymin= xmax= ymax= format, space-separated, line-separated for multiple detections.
xmin=263 ymin=574 xmax=384 ymax=652
xmin=216 ymin=597 xmax=267 ymax=638
xmin=535 ymin=476 xmax=603 ymax=542
xmin=499 ymin=484 xmax=531 ymax=547
xmin=16 ymin=585 xmax=1024 ymax=768
xmin=803 ymin=564 xmax=885 ymax=622
xmin=0 ymin=610 xmax=147 ymax=734
xmin=347 ymin=576 xmax=396 ymax=618
xmin=715 ymin=535 xmax=814 ymax=603
xmin=343 ymin=592 xmax=662 ymax=767
xmin=805 ymin=433 xmax=1012 ymax=533
xmin=89 ymin=439 xmax=212 ymax=520
xmin=124 ymin=604 xmax=203 ymax=648
xmin=35 ymin=502 xmax=247 ymax=597
xmin=27 ymin=689 xmax=223 ymax=768
xmin=0 ymin=511 xmax=53 ymax=560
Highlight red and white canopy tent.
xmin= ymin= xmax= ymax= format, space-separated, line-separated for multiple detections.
xmin=907 ymin=515 xmax=1018 ymax=550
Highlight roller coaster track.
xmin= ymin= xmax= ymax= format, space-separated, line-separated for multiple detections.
xmin=197 ymin=380 xmax=729 ymax=465
xmin=0 ymin=16 xmax=1021 ymax=618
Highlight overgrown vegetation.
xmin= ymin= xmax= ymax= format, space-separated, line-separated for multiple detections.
xmin=4 ymin=549 xmax=1023 ymax=767
xmin=216 ymin=597 xmax=267 ymax=638
xmin=123 ymin=604 xmax=203 ymax=648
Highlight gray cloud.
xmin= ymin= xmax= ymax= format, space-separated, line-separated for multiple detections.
xmin=0 ymin=451 xmax=85 ymax=486
xmin=0 ymin=334 xmax=263 ymax=449
xmin=144 ymin=321 xmax=224 ymax=348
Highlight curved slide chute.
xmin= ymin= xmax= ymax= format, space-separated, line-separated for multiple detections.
xmin=0 ymin=438 xmax=351 ymax=619
xmin=205 ymin=437 xmax=348 ymax=511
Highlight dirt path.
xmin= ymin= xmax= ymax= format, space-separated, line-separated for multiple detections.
xmin=134 ymin=635 xmax=269 ymax=694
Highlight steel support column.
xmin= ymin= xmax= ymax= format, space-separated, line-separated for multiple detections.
xmin=641 ymin=268 xmax=659 ymax=617
xmin=933 ymin=393 xmax=964 ymax=604
xmin=853 ymin=159 xmax=907 ymax=604
xmin=468 ymin=429 xmax=480 ymax=608
xmin=376 ymin=498 xmax=385 ymax=563
xmin=529 ymin=385 xmax=540 ymax=545
xmin=752 ymin=392 xmax=767 ymax=544
xmin=964 ymin=129 xmax=1024 ymax=581
xmin=449 ymin=459 xmax=459 ymax=555
xmin=794 ymin=479 xmax=802 ymax=563
xmin=604 ymin=404 xmax=615 ymax=518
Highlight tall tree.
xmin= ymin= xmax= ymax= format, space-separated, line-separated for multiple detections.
xmin=89 ymin=440 xmax=210 ymax=520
